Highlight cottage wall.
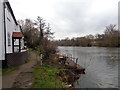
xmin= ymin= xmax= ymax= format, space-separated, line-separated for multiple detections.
xmin=0 ymin=0 xmax=5 ymax=60
xmin=1 ymin=0 xmax=27 ymax=67
xmin=5 ymin=4 xmax=20 ymax=53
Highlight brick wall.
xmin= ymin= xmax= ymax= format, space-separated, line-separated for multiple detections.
xmin=6 ymin=51 xmax=28 ymax=66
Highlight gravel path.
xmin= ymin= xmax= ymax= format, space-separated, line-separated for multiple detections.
xmin=2 ymin=51 xmax=40 ymax=88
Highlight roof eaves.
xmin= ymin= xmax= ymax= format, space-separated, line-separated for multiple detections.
xmin=4 ymin=0 xmax=18 ymax=25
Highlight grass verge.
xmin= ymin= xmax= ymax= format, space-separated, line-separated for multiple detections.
xmin=33 ymin=64 xmax=66 ymax=88
xmin=2 ymin=66 xmax=18 ymax=75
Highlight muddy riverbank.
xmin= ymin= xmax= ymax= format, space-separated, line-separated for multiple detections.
xmin=45 ymin=54 xmax=85 ymax=87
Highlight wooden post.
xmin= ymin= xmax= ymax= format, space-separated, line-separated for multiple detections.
xmin=71 ymin=55 xmax=72 ymax=60
xmin=70 ymin=54 xmax=72 ymax=60
xmin=40 ymin=54 xmax=43 ymax=65
xmin=76 ymin=58 xmax=78 ymax=64
xmin=75 ymin=58 xmax=78 ymax=68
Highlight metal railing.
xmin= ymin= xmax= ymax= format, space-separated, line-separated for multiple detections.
xmin=59 ymin=53 xmax=79 ymax=65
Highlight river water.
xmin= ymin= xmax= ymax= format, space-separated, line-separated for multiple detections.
xmin=58 ymin=46 xmax=119 ymax=88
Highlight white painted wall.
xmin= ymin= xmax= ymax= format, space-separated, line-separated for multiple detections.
xmin=5 ymin=4 xmax=21 ymax=53
xmin=0 ymin=0 xmax=25 ymax=59
xmin=0 ymin=0 xmax=5 ymax=60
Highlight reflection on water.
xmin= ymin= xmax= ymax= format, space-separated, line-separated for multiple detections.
xmin=58 ymin=46 xmax=119 ymax=88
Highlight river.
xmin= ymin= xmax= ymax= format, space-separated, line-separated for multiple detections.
xmin=58 ymin=46 xmax=119 ymax=88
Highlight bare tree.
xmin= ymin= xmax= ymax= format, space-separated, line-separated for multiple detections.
xmin=34 ymin=16 xmax=46 ymax=45
xmin=44 ymin=23 xmax=54 ymax=39
xmin=104 ymin=24 xmax=116 ymax=35
xmin=18 ymin=17 xmax=58 ymax=59
xmin=104 ymin=24 xmax=119 ymax=47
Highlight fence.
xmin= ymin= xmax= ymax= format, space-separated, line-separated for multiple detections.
xmin=59 ymin=53 xmax=78 ymax=64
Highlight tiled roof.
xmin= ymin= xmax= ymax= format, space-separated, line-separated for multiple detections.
xmin=12 ymin=32 xmax=23 ymax=38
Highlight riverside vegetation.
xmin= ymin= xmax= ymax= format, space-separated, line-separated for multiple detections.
xmin=32 ymin=49 xmax=85 ymax=88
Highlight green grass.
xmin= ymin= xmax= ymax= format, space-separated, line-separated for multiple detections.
xmin=34 ymin=50 xmax=41 ymax=55
xmin=28 ymin=48 xmax=33 ymax=51
xmin=2 ymin=66 xmax=18 ymax=75
xmin=33 ymin=64 xmax=66 ymax=88
xmin=28 ymin=48 xmax=41 ymax=55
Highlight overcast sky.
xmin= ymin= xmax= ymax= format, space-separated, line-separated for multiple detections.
xmin=9 ymin=0 xmax=119 ymax=40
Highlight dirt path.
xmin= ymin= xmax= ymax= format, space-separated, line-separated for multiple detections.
xmin=2 ymin=51 xmax=40 ymax=88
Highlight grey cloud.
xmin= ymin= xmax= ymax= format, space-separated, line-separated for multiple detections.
xmin=9 ymin=0 xmax=118 ymax=39
xmin=49 ymin=0 xmax=118 ymax=39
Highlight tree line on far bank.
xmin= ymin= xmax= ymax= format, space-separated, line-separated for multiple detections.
xmin=54 ymin=24 xmax=120 ymax=47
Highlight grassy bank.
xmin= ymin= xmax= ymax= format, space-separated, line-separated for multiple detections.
xmin=33 ymin=64 xmax=66 ymax=88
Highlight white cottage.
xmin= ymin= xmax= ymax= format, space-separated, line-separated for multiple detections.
xmin=0 ymin=0 xmax=27 ymax=67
